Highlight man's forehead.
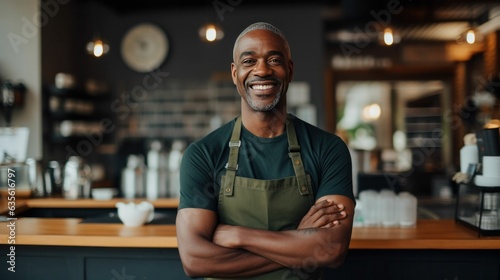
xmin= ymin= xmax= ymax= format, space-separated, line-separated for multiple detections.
xmin=238 ymin=29 xmax=283 ymax=44
xmin=234 ymin=30 xmax=287 ymax=56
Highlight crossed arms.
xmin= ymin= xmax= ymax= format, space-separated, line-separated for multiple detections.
xmin=176 ymin=195 xmax=355 ymax=278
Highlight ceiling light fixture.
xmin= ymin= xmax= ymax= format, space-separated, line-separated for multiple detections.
xmin=199 ymin=23 xmax=224 ymax=42
xmin=457 ymin=6 xmax=484 ymax=45
xmin=86 ymin=36 xmax=109 ymax=57
xmin=384 ymin=28 xmax=394 ymax=45
xmin=379 ymin=27 xmax=400 ymax=46
xmin=466 ymin=29 xmax=476 ymax=44
xmin=457 ymin=26 xmax=483 ymax=45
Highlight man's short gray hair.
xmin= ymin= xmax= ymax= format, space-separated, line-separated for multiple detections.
xmin=233 ymin=22 xmax=291 ymax=60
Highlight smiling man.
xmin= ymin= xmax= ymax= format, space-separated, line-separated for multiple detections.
xmin=176 ymin=22 xmax=355 ymax=280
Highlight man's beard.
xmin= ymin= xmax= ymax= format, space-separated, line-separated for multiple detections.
xmin=246 ymin=90 xmax=282 ymax=112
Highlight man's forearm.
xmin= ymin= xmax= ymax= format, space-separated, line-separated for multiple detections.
xmin=221 ymin=225 xmax=351 ymax=269
xmin=200 ymin=246 xmax=284 ymax=278
xmin=212 ymin=195 xmax=354 ymax=269
xmin=176 ymin=208 xmax=284 ymax=278
xmin=181 ymin=238 xmax=285 ymax=278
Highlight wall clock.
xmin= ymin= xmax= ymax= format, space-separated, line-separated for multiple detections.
xmin=121 ymin=23 xmax=169 ymax=73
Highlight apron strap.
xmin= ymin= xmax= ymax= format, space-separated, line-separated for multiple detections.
xmin=223 ymin=115 xmax=310 ymax=196
xmin=286 ymin=117 xmax=310 ymax=196
xmin=223 ymin=116 xmax=242 ymax=196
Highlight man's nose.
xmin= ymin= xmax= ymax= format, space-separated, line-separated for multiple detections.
xmin=252 ymin=60 xmax=272 ymax=76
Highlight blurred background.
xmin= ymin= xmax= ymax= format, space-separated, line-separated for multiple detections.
xmin=1 ymin=0 xmax=500 ymax=199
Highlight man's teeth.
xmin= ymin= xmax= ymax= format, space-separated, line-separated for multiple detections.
xmin=252 ymin=84 xmax=274 ymax=90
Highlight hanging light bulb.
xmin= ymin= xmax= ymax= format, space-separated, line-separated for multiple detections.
xmin=383 ymin=27 xmax=394 ymax=46
xmin=456 ymin=27 xmax=481 ymax=45
xmin=457 ymin=23 xmax=483 ymax=45
xmin=86 ymin=36 xmax=109 ymax=57
xmin=465 ymin=29 xmax=476 ymax=44
xmin=206 ymin=25 xmax=217 ymax=42
xmin=378 ymin=27 xmax=400 ymax=46
xmin=199 ymin=23 xmax=224 ymax=42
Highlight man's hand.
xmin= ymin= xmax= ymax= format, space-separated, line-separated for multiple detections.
xmin=213 ymin=224 xmax=238 ymax=248
xmin=297 ymin=199 xmax=347 ymax=229
xmin=213 ymin=199 xmax=348 ymax=248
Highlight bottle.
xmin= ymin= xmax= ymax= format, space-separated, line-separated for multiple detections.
xmin=63 ymin=156 xmax=92 ymax=199
xmin=146 ymin=141 xmax=168 ymax=200
xmin=168 ymin=140 xmax=186 ymax=198
xmin=121 ymin=154 xmax=145 ymax=199
xmin=460 ymin=133 xmax=478 ymax=173
xmin=147 ymin=140 xmax=166 ymax=169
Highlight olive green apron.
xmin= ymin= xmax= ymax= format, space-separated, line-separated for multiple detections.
xmin=207 ymin=116 xmax=322 ymax=280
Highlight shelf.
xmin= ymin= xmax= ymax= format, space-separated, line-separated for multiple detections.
xmin=48 ymin=111 xmax=108 ymax=120
xmin=405 ymin=123 xmax=442 ymax=132
xmin=42 ymin=83 xmax=116 ymax=168
xmin=404 ymin=107 xmax=441 ymax=116
xmin=45 ymin=85 xmax=110 ymax=100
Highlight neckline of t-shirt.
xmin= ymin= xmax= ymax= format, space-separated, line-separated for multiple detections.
xmin=241 ymin=124 xmax=288 ymax=144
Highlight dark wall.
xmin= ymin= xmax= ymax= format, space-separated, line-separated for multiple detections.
xmin=42 ymin=1 xmax=326 ymax=127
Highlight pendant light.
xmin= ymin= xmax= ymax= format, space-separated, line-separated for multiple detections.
xmin=456 ymin=7 xmax=484 ymax=45
xmin=199 ymin=23 xmax=224 ymax=42
xmin=379 ymin=27 xmax=400 ymax=46
xmin=457 ymin=24 xmax=483 ymax=45
xmin=86 ymin=35 xmax=109 ymax=57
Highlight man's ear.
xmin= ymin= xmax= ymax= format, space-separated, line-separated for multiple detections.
xmin=288 ymin=60 xmax=294 ymax=82
xmin=231 ymin=62 xmax=237 ymax=85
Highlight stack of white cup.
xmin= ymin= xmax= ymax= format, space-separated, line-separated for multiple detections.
xmin=357 ymin=189 xmax=417 ymax=228
xmin=358 ymin=190 xmax=380 ymax=227
xmin=398 ymin=192 xmax=418 ymax=228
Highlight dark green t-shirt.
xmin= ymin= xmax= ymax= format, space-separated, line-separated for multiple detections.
xmin=178 ymin=114 xmax=354 ymax=211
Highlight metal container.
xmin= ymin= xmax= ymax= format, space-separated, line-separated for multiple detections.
xmin=44 ymin=161 xmax=63 ymax=195
xmin=63 ymin=156 xmax=92 ymax=199
xmin=26 ymin=158 xmax=45 ymax=197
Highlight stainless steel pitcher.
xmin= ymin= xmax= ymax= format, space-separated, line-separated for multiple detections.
xmin=26 ymin=158 xmax=45 ymax=197
xmin=63 ymin=156 xmax=92 ymax=199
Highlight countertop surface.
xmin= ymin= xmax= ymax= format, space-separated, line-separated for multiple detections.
xmin=1 ymin=218 xmax=500 ymax=249
xmin=0 ymin=197 xmax=180 ymax=212
xmin=1 ymin=198 xmax=500 ymax=250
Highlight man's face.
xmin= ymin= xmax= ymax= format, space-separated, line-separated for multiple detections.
xmin=231 ymin=29 xmax=293 ymax=112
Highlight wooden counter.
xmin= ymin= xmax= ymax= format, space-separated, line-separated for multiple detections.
xmin=1 ymin=218 xmax=500 ymax=249
xmin=1 ymin=197 xmax=500 ymax=249
xmin=0 ymin=197 xmax=180 ymax=213
xmin=0 ymin=217 xmax=178 ymax=248
xmin=2 ymin=198 xmax=499 ymax=280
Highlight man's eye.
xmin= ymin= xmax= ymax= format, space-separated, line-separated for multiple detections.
xmin=242 ymin=59 xmax=255 ymax=65
xmin=269 ymin=58 xmax=282 ymax=64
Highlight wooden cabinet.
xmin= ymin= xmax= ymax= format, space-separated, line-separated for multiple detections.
xmin=0 ymin=246 xmax=192 ymax=280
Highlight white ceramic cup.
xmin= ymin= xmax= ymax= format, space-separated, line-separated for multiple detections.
xmin=482 ymin=156 xmax=500 ymax=178
xmin=116 ymin=201 xmax=155 ymax=227
xmin=91 ymin=188 xmax=117 ymax=200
